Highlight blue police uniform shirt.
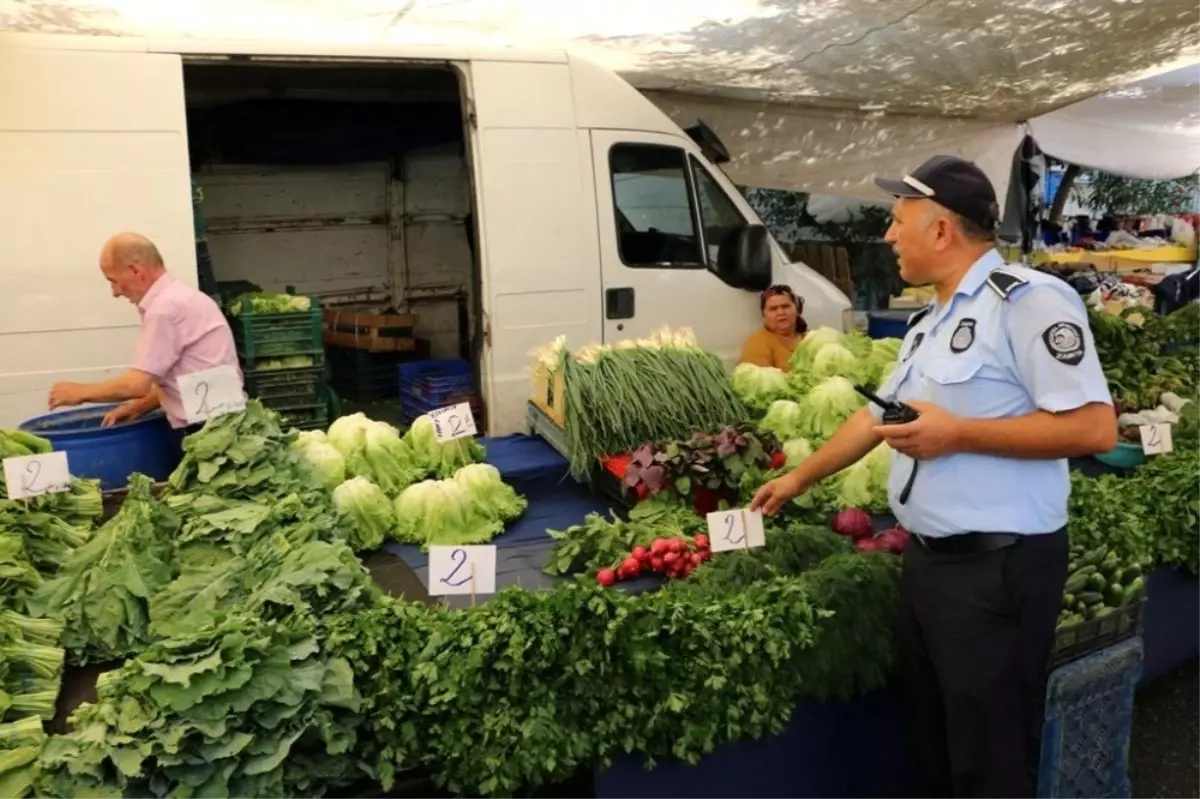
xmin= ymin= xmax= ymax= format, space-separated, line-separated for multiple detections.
xmin=871 ymin=249 xmax=1112 ymax=537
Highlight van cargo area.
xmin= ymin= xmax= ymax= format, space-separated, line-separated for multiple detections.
xmin=185 ymin=61 xmax=480 ymax=424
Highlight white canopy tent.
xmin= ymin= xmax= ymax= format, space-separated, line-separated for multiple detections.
xmin=1 ymin=0 xmax=1196 ymax=193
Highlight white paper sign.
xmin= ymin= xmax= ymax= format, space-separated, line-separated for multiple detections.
xmin=3 ymin=451 xmax=70 ymax=500
xmin=1139 ymin=423 xmax=1173 ymax=455
xmin=429 ymin=402 xmax=477 ymax=443
xmin=177 ymin=365 xmax=246 ymax=425
xmin=428 ymin=545 xmax=497 ymax=596
xmin=707 ymin=508 xmax=767 ymax=554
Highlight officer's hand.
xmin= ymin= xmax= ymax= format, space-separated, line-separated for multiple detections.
xmin=750 ymin=471 xmax=805 ymax=516
xmin=873 ymin=401 xmax=962 ymax=460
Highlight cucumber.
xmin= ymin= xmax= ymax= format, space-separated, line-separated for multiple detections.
xmin=1064 ymin=573 xmax=1089 ymax=593
xmin=1118 ymin=566 xmax=1142 ymax=586
xmin=1088 ymin=573 xmax=1107 ymax=592
xmin=1063 ymin=592 xmax=1076 ymax=608
xmin=1104 ymin=585 xmax=1125 ymax=608
xmin=1077 ymin=591 xmax=1104 ymax=606
xmin=1068 ymin=565 xmax=1098 ymax=581
xmin=1123 ymin=576 xmax=1146 ymax=604
xmin=1095 ymin=606 xmax=1117 ymax=620
xmin=1082 ymin=549 xmax=1107 ymax=567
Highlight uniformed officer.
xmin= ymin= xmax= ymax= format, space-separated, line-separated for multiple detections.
xmin=751 ymin=155 xmax=1116 ymax=798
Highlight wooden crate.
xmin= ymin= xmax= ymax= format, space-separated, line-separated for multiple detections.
xmin=530 ymin=361 xmax=567 ymax=428
xmin=790 ymin=241 xmax=856 ymax=301
xmin=322 ymin=306 xmax=419 ymax=353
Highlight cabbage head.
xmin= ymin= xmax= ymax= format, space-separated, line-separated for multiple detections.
xmin=811 ymin=343 xmax=862 ymax=381
xmin=453 ymin=463 xmax=527 ymax=521
xmin=291 ymin=436 xmax=346 ymax=490
xmin=403 ymin=415 xmax=486 ymax=479
xmin=782 ymin=437 xmax=813 ymax=467
xmin=392 ymin=477 xmax=504 ymax=550
xmin=758 ymin=400 xmax=805 ymax=441
xmin=729 ymin=363 xmax=792 ymax=413
xmin=332 ymin=476 xmax=395 ymax=551
xmin=790 ymin=326 xmax=846 ymax=369
xmin=799 ymin=376 xmax=865 ymax=440
xmin=327 ymin=413 xmax=375 ymax=478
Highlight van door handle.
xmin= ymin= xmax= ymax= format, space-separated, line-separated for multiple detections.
xmin=606 ymin=287 xmax=635 ymax=320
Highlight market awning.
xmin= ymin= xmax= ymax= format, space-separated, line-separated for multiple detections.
xmin=2 ymin=0 xmax=1195 ymax=194
xmin=1029 ymin=63 xmax=1200 ymax=180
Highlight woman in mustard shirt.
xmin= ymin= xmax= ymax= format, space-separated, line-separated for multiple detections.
xmin=739 ymin=285 xmax=807 ymax=371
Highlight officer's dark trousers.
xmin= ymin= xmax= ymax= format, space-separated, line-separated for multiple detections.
xmin=897 ymin=529 xmax=1069 ymax=798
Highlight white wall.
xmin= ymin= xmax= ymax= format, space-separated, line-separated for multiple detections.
xmin=195 ymin=144 xmax=475 ymax=359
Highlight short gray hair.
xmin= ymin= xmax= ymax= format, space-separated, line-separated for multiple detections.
xmin=107 ymin=233 xmax=165 ymax=270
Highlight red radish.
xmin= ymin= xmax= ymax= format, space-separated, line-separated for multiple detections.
xmin=650 ymin=556 xmax=665 ymax=572
xmin=668 ymin=538 xmax=685 ymax=554
xmin=632 ymin=545 xmax=649 ymax=562
xmin=597 ymin=569 xmax=616 ymax=587
xmin=690 ymin=552 xmax=704 ymax=567
xmin=622 ymin=557 xmax=641 ymax=576
xmin=663 ymin=551 xmax=679 ymax=566
xmin=681 ymin=563 xmax=694 ymax=578
xmin=651 ymin=539 xmax=670 ymax=557
xmin=832 ymin=508 xmax=874 ymax=540
xmin=876 ymin=527 xmax=909 ymax=555
xmin=693 ymin=534 xmax=710 ymax=550
xmin=855 ymin=537 xmax=880 ymax=552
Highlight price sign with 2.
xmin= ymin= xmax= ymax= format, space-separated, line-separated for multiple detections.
xmin=1139 ymin=423 xmax=1173 ymax=455
xmin=3 ymin=451 xmax=71 ymax=500
xmin=706 ymin=508 xmax=766 ymax=554
xmin=428 ymin=545 xmax=497 ymax=597
xmin=429 ymin=402 xmax=477 ymax=443
xmin=177 ymin=365 xmax=246 ymax=426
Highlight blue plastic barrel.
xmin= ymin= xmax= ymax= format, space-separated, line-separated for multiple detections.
xmin=19 ymin=406 xmax=183 ymax=491
xmin=866 ymin=310 xmax=914 ymax=340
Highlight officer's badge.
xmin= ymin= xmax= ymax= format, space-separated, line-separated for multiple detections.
xmin=905 ymin=332 xmax=925 ymax=361
xmin=1043 ymin=321 xmax=1085 ymax=366
xmin=949 ymin=318 xmax=976 ymax=354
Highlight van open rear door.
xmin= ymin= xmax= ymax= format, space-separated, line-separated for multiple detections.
xmin=0 ymin=35 xmax=194 ymax=428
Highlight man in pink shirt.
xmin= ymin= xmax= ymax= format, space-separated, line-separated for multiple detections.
xmin=48 ymin=232 xmax=243 ymax=430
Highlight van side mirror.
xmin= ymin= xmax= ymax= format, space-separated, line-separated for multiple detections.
xmin=716 ymin=224 xmax=772 ymax=291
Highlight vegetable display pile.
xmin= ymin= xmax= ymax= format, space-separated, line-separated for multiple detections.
xmin=0 ymin=610 xmax=64 ymax=799
xmin=30 ymin=474 xmax=179 ymax=665
xmin=1057 ymin=542 xmax=1146 ymax=629
xmin=1089 ymin=304 xmax=1197 ymax=412
xmin=622 ymin=425 xmax=779 ymax=500
xmin=393 ymin=464 xmax=527 ymax=550
xmin=557 ymin=327 xmax=747 ymax=478
xmin=329 ymin=523 xmax=901 ymax=796
xmin=227 ymin=291 xmax=313 ymax=316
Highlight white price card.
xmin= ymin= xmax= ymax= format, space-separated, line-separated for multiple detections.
xmin=1139 ymin=423 xmax=1173 ymax=455
xmin=707 ymin=508 xmax=766 ymax=554
xmin=429 ymin=402 xmax=477 ymax=443
xmin=177 ymin=365 xmax=246 ymax=425
xmin=3 ymin=451 xmax=70 ymax=500
xmin=428 ymin=545 xmax=497 ymax=596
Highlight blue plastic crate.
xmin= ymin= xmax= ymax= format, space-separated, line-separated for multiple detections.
xmin=1037 ymin=636 xmax=1143 ymax=799
xmin=398 ymin=359 xmax=474 ymax=405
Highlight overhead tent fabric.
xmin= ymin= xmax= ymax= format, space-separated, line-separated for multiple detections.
xmin=1029 ymin=63 xmax=1200 ymax=180
xmin=2 ymin=0 xmax=1196 ymax=193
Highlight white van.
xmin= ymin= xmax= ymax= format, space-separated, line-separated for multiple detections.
xmin=0 ymin=33 xmax=850 ymax=434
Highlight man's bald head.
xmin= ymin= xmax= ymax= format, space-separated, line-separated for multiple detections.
xmin=99 ymin=233 xmax=167 ymax=304
xmin=102 ymin=232 xmax=165 ymax=272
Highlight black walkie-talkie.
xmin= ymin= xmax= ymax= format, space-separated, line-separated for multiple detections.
xmin=853 ymin=384 xmax=920 ymax=505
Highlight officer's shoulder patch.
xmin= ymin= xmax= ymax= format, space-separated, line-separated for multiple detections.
xmin=1042 ymin=321 xmax=1085 ymax=366
xmin=907 ymin=306 xmax=932 ymax=328
xmin=986 ymin=269 xmax=1029 ymax=300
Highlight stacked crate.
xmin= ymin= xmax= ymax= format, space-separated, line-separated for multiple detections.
xmin=399 ymin=359 xmax=484 ymax=430
xmin=229 ymin=296 xmax=329 ymax=430
xmin=322 ymin=306 xmax=427 ymax=402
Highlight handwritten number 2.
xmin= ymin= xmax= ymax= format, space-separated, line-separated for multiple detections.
xmin=449 ymin=415 xmax=462 ymax=436
xmin=1148 ymin=426 xmax=1161 ymax=447
xmin=724 ymin=513 xmax=744 ymax=544
xmin=441 ymin=548 xmax=472 ymax=587
xmin=195 ymin=381 xmax=212 ymax=415
xmin=22 ymin=460 xmax=42 ymax=493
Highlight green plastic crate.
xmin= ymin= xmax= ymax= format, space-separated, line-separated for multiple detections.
xmin=277 ymin=403 xmax=329 ymax=431
xmin=244 ymin=366 xmax=326 ymax=406
xmin=230 ymin=300 xmax=324 ymax=363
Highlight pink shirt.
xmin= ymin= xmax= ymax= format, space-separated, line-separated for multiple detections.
xmin=132 ymin=274 xmax=242 ymax=429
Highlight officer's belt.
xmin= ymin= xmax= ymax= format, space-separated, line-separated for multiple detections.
xmin=911 ymin=531 xmax=1023 ymax=554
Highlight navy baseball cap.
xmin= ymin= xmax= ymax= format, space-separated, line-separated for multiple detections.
xmin=875 ymin=155 xmax=1000 ymax=232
